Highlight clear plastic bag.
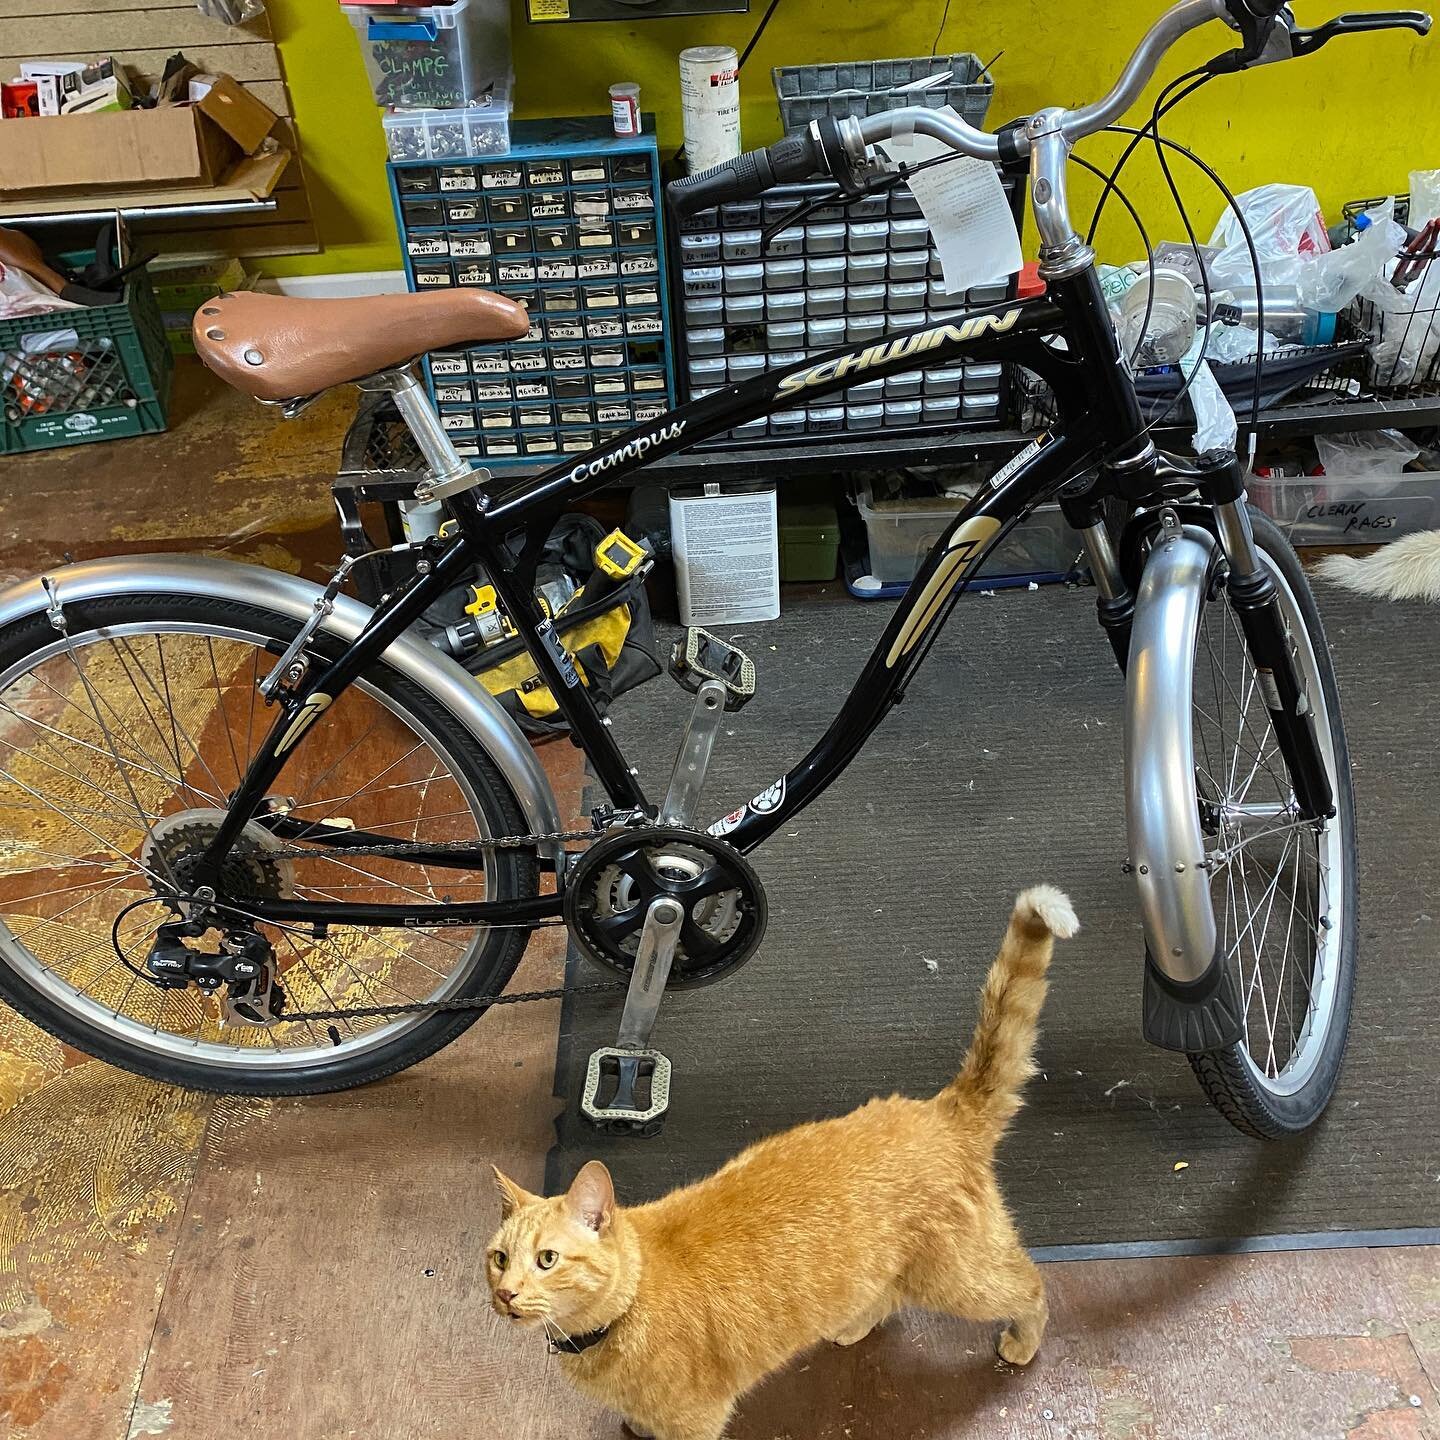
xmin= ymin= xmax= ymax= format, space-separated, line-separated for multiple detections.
xmin=196 ymin=0 xmax=265 ymax=24
xmin=0 ymin=264 xmax=78 ymax=320
xmin=1301 ymin=199 xmax=1405 ymax=313
xmin=1411 ymin=168 xmax=1440 ymax=228
xmin=1208 ymin=183 xmax=1331 ymax=293
xmin=1314 ymin=428 xmax=1421 ymax=481
xmin=1364 ymin=255 xmax=1440 ymax=388
xmin=1175 ymin=331 xmax=1238 ymax=454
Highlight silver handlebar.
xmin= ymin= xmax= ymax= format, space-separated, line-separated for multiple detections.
xmin=1060 ymin=0 xmax=1228 ymax=141
xmin=853 ymin=0 xmax=1228 ymax=164
xmin=846 ymin=0 xmax=1236 ymax=279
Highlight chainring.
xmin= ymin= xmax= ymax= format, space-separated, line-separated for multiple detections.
xmin=563 ymin=825 xmax=767 ymax=988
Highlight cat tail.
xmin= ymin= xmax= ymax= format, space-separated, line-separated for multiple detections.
xmin=941 ymin=886 xmax=1079 ymax=1136
xmin=1314 ymin=530 xmax=1440 ymax=603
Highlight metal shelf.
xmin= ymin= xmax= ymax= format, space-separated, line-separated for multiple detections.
xmin=333 ymin=390 xmax=1440 ymax=502
xmin=0 ymin=198 xmax=279 ymax=226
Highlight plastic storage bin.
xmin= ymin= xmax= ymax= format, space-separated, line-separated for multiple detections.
xmin=344 ymin=0 xmax=510 ymax=109
xmin=773 ymin=53 xmax=993 ymax=135
xmin=1247 ymin=470 xmax=1440 ymax=546
xmin=853 ymin=478 xmax=1080 ymax=588
xmin=1 ymin=258 xmax=173 ymax=455
xmin=383 ymin=79 xmax=512 ymax=159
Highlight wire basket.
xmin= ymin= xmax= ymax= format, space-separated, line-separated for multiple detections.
xmin=339 ymin=392 xmax=424 ymax=479
xmin=1343 ymin=194 xmax=1440 ymax=398
xmin=772 ymin=52 xmax=993 ymax=135
xmin=1015 ymin=312 xmax=1370 ymax=434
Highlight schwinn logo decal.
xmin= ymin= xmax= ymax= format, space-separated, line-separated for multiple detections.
xmin=776 ymin=308 xmax=1024 ymax=399
xmin=565 ymin=421 xmax=686 ymax=483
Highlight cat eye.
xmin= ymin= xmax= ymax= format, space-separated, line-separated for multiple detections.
xmin=537 ymin=1249 xmax=559 ymax=1270
xmin=491 ymin=1250 xmax=508 ymax=1269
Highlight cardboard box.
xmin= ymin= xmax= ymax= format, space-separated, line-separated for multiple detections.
xmin=0 ymin=75 xmax=288 ymax=205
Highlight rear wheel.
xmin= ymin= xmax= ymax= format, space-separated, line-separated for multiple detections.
xmin=0 ymin=592 xmax=540 ymax=1095
xmin=1182 ymin=511 xmax=1358 ymax=1138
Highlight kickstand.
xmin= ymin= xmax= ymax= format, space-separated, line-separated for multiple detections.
xmin=580 ymin=895 xmax=683 ymax=1133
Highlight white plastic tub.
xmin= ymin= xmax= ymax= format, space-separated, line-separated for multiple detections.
xmin=1247 ymin=470 xmax=1440 ymax=546
xmin=344 ymin=0 xmax=510 ymax=110
xmin=855 ymin=478 xmax=1081 ymax=586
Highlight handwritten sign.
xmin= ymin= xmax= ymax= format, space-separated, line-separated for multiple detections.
xmin=372 ymin=38 xmax=468 ymax=109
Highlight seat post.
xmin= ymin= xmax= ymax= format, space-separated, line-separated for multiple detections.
xmin=360 ymin=366 xmax=471 ymax=488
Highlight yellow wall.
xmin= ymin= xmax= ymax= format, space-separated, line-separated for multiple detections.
xmin=263 ymin=0 xmax=1440 ymax=278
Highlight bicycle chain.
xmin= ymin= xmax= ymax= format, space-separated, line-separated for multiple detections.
xmin=263 ymin=824 xmax=634 ymax=1025
xmin=265 ymin=826 xmax=601 ymax=863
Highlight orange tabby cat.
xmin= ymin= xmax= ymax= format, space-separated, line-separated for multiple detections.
xmin=488 ymin=885 xmax=1078 ymax=1440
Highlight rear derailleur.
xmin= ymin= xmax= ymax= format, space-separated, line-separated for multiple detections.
xmin=144 ymin=917 xmax=287 ymax=1027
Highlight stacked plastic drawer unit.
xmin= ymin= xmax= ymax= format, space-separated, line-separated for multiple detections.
xmin=387 ymin=117 xmax=678 ymax=467
xmin=673 ymin=181 xmax=1016 ymax=444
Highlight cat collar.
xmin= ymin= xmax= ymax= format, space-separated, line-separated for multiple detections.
xmin=549 ymin=1325 xmax=610 ymax=1356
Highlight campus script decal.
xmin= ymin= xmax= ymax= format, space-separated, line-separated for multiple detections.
xmin=565 ymin=421 xmax=687 ymax=483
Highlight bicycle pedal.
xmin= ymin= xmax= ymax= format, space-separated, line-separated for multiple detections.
xmin=669 ymin=628 xmax=756 ymax=712
xmin=580 ymin=1046 xmax=672 ymax=1135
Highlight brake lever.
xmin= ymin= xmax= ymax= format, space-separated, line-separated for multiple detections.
xmin=1290 ymin=10 xmax=1432 ymax=57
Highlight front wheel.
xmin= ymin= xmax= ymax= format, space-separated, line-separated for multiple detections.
xmin=1181 ymin=510 xmax=1358 ymax=1138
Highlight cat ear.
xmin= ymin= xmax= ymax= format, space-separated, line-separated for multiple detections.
xmin=492 ymin=1166 xmax=536 ymax=1218
xmin=565 ymin=1160 xmax=616 ymax=1234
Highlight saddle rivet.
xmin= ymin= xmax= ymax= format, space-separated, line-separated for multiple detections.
xmin=206 ymin=328 xmax=225 ymax=341
xmin=201 ymin=306 xmax=220 ymax=316
xmin=244 ymin=348 xmax=265 ymax=366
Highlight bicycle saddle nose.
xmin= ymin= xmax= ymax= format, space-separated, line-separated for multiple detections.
xmin=193 ymin=289 xmax=530 ymax=403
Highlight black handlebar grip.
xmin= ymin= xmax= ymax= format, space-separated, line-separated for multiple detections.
xmin=666 ymin=151 xmax=774 ymax=218
xmin=666 ymin=134 xmax=822 ymax=217
xmin=765 ymin=132 xmax=822 ymax=183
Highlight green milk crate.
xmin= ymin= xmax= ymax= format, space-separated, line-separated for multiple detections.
xmin=1 ymin=259 xmax=174 ymax=455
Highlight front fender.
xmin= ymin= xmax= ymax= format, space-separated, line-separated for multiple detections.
xmin=1124 ymin=525 xmax=1218 ymax=983
xmin=0 ymin=555 xmax=564 ymax=865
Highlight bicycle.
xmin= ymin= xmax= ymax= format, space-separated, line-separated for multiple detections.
xmin=0 ymin=0 xmax=1425 ymax=1142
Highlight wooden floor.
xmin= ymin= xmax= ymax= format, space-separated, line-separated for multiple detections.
xmin=0 ymin=364 xmax=1436 ymax=1440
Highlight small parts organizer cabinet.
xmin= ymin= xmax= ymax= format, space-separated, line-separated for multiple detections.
xmin=673 ymin=181 xmax=1015 ymax=446
xmin=388 ymin=118 xmax=677 ymax=468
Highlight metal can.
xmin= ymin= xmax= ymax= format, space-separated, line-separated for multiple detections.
xmin=679 ymin=45 xmax=740 ymax=173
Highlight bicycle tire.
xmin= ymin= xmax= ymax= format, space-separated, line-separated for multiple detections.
xmin=1180 ymin=509 xmax=1358 ymax=1138
xmin=0 ymin=591 xmax=540 ymax=1096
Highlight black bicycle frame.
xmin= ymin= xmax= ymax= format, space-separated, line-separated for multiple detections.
xmin=209 ymin=267 xmax=1155 ymax=932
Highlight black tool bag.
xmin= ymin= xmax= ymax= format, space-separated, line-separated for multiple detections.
xmin=418 ymin=514 xmax=660 ymax=740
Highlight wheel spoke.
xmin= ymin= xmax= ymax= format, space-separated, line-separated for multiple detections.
xmin=1191 ymin=549 xmax=1347 ymax=1105
xmin=0 ymin=618 xmax=507 ymax=1073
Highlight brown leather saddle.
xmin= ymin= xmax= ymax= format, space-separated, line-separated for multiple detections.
xmin=192 ymin=289 xmax=529 ymax=403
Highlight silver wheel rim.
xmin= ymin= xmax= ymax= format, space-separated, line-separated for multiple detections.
xmin=1193 ymin=561 xmax=1345 ymax=1098
xmin=0 ymin=620 xmax=505 ymax=1072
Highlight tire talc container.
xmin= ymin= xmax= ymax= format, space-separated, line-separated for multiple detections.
xmin=680 ymin=45 xmax=740 ymax=174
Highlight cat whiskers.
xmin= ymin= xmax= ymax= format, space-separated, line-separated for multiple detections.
xmin=541 ymin=1313 xmax=577 ymax=1351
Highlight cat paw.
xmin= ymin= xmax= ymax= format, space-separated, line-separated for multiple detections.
xmin=996 ymin=1328 xmax=1041 ymax=1367
xmin=830 ymin=1321 xmax=878 ymax=1348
